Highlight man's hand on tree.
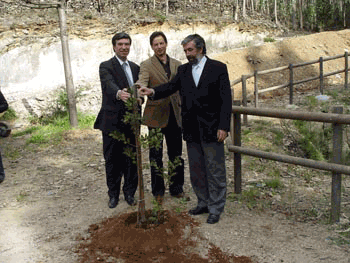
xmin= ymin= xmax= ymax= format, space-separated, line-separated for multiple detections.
xmin=118 ymin=88 xmax=132 ymax=102
xmin=138 ymin=86 xmax=154 ymax=96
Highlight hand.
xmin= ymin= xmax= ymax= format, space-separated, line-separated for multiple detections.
xmin=137 ymin=98 xmax=143 ymax=106
xmin=119 ymin=88 xmax=131 ymax=102
xmin=217 ymin=130 xmax=228 ymax=143
xmin=138 ymin=86 xmax=154 ymax=96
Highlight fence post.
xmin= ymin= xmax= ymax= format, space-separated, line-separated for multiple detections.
xmin=330 ymin=106 xmax=343 ymax=223
xmin=320 ymin=57 xmax=324 ymax=94
xmin=242 ymin=75 xmax=248 ymax=125
xmin=233 ymin=107 xmax=242 ymax=194
xmin=345 ymin=51 xmax=348 ymax=89
xmin=254 ymin=70 xmax=258 ymax=108
xmin=289 ymin=64 xmax=293 ymax=104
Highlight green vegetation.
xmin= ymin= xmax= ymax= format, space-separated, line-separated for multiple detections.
xmin=228 ymin=85 xmax=350 ymax=229
xmin=16 ymin=191 xmax=29 ymax=202
xmin=154 ymin=12 xmax=166 ymax=23
xmin=327 ymin=221 xmax=350 ymax=245
xmin=264 ymin=177 xmax=284 ymax=189
xmin=83 ymin=12 xmax=93 ymax=19
xmin=263 ymin=37 xmax=275 ymax=42
xmin=11 ymin=88 xmax=94 ymax=145
xmin=4 ymin=147 xmax=20 ymax=160
xmin=18 ymin=113 xmax=95 ymax=145
xmin=0 ymin=106 xmax=17 ymax=121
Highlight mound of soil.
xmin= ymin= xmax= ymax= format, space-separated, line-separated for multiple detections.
xmin=76 ymin=209 xmax=253 ymax=263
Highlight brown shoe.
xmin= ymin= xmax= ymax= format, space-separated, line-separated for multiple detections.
xmin=172 ymin=192 xmax=190 ymax=201
xmin=155 ymin=195 xmax=163 ymax=205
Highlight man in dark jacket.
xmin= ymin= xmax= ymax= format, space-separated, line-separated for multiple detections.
xmin=139 ymin=34 xmax=232 ymax=224
xmin=94 ymin=32 xmax=140 ymax=209
xmin=0 ymin=90 xmax=8 ymax=183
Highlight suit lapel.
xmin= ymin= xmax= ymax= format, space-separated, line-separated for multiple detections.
xmin=169 ymin=57 xmax=178 ymax=80
xmin=196 ymin=56 xmax=210 ymax=88
xmin=112 ymin=57 xmax=129 ymax=87
xmin=129 ymin=62 xmax=138 ymax=83
xmin=151 ymin=56 xmax=168 ymax=82
xmin=185 ymin=63 xmax=197 ymax=88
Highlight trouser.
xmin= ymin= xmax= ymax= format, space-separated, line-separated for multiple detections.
xmin=102 ymin=132 xmax=138 ymax=199
xmin=149 ymin=108 xmax=184 ymax=197
xmin=186 ymin=141 xmax=227 ymax=215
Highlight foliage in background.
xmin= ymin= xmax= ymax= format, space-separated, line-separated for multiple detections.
xmin=4 ymin=0 xmax=350 ymax=34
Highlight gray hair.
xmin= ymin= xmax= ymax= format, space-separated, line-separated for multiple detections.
xmin=181 ymin=34 xmax=206 ymax=55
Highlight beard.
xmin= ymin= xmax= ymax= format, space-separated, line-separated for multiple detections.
xmin=187 ymin=55 xmax=198 ymax=65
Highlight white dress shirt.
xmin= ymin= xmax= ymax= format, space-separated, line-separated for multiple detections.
xmin=192 ymin=56 xmax=207 ymax=86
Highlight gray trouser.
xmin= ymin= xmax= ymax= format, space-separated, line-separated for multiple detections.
xmin=186 ymin=141 xmax=227 ymax=215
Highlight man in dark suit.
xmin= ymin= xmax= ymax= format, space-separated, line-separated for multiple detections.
xmin=139 ymin=34 xmax=232 ymax=224
xmin=0 ymin=90 xmax=8 ymax=184
xmin=94 ymin=32 xmax=139 ymax=209
xmin=137 ymin=31 xmax=185 ymax=203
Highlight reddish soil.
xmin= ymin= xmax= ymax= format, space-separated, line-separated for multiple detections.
xmin=76 ymin=210 xmax=253 ymax=263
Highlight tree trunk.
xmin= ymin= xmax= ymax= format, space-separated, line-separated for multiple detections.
xmin=165 ymin=0 xmax=169 ymax=16
xmin=343 ymin=0 xmax=346 ymax=28
xmin=292 ymin=0 xmax=296 ymax=30
xmin=274 ymin=0 xmax=278 ymax=24
xmin=234 ymin=0 xmax=239 ymax=20
xmin=299 ymin=0 xmax=303 ymax=30
xmin=243 ymin=0 xmax=246 ymax=18
xmin=58 ymin=0 xmax=78 ymax=127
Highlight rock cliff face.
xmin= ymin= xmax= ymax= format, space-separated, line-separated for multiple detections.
xmin=1 ymin=3 xmax=349 ymax=121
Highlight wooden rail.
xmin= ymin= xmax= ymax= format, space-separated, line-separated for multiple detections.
xmin=228 ymin=105 xmax=349 ymax=223
xmin=230 ymin=51 xmax=350 ymax=108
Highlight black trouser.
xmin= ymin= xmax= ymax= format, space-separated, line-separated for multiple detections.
xmin=149 ymin=108 xmax=184 ymax=197
xmin=102 ymin=131 xmax=138 ymax=200
xmin=0 ymin=151 xmax=5 ymax=181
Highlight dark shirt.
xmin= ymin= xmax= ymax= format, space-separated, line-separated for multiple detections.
xmin=0 ymin=91 xmax=8 ymax=114
xmin=156 ymin=55 xmax=171 ymax=80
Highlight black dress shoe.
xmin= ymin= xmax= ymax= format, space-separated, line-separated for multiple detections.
xmin=189 ymin=206 xmax=209 ymax=215
xmin=207 ymin=214 xmax=220 ymax=224
xmin=125 ymin=195 xmax=136 ymax=206
xmin=108 ymin=197 xmax=118 ymax=209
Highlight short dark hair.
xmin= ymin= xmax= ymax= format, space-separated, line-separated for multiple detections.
xmin=149 ymin=31 xmax=168 ymax=46
xmin=181 ymin=34 xmax=206 ymax=55
xmin=112 ymin=32 xmax=132 ymax=46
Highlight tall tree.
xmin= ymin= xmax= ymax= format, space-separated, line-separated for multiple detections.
xmin=165 ymin=0 xmax=169 ymax=15
xmin=3 ymin=0 xmax=79 ymax=127
xmin=243 ymin=0 xmax=247 ymax=17
xmin=274 ymin=0 xmax=279 ymax=24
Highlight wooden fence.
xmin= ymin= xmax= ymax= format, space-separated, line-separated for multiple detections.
xmin=231 ymin=51 xmax=349 ymax=110
xmin=228 ymin=104 xmax=350 ymax=223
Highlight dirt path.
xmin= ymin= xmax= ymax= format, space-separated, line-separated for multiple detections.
xmin=0 ymin=128 xmax=349 ymax=263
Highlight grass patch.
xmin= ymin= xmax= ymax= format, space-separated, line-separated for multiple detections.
xmin=0 ymin=107 xmax=17 ymax=121
xmin=4 ymin=147 xmax=20 ymax=160
xmin=12 ymin=126 xmax=40 ymax=138
xmin=16 ymin=191 xmax=29 ymax=202
xmin=264 ymin=37 xmax=275 ymax=42
xmin=264 ymin=177 xmax=284 ymax=189
xmin=229 ymin=187 xmax=265 ymax=210
xmin=23 ymin=113 xmax=95 ymax=146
